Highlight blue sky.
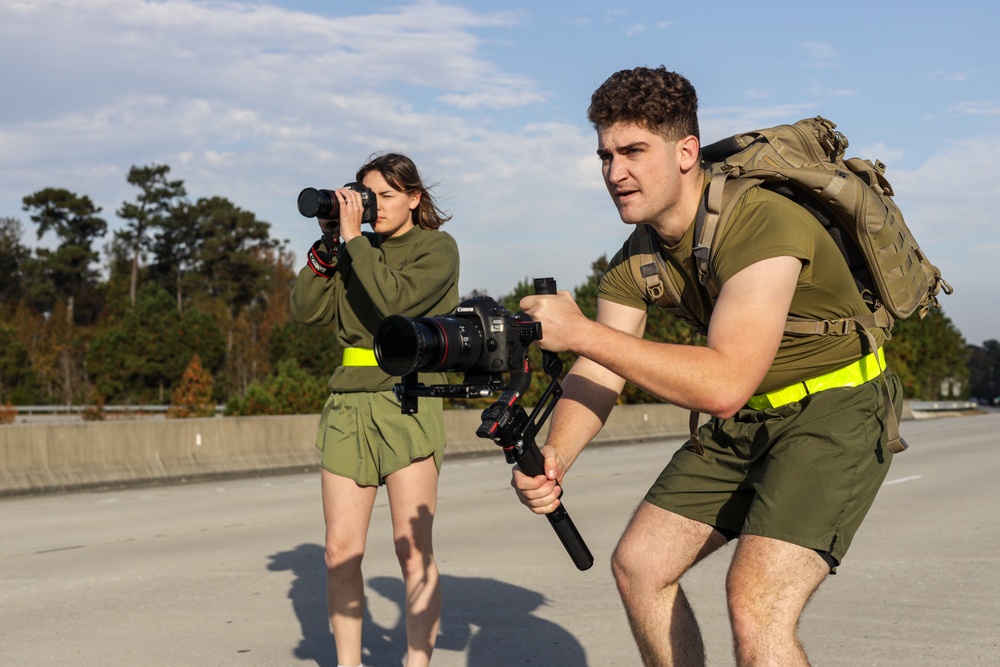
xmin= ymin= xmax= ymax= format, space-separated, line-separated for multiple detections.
xmin=2 ymin=0 xmax=997 ymax=345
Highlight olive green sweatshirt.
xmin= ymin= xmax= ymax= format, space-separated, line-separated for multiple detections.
xmin=290 ymin=226 xmax=460 ymax=392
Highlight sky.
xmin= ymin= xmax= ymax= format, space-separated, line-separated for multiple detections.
xmin=1 ymin=0 xmax=998 ymax=345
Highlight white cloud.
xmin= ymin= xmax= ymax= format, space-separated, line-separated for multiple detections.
xmin=947 ymin=101 xmax=1000 ymax=116
xmin=625 ymin=23 xmax=646 ymax=37
xmin=800 ymin=41 xmax=840 ymax=66
xmin=931 ymin=70 xmax=969 ymax=82
xmin=892 ymin=136 xmax=1000 ymax=241
xmin=0 ymin=0 xmax=614 ymax=298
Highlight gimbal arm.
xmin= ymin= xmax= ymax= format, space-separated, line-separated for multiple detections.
xmin=476 ymin=350 xmax=594 ymax=571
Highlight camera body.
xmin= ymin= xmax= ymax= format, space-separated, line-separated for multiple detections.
xmin=297 ymin=182 xmax=377 ymax=224
xmin=374 ymin=296 xmax=543 ymax=378
xmin=373 ymin=277 xmax=594 ymax=571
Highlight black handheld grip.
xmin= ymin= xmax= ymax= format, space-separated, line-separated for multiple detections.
xmin=533 ymin=276 xmax=557 ymax=295
xmin=513 ymin=439 xmax=594 ymax=571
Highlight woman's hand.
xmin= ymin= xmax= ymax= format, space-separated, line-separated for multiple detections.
xmin=334 ymin=187 xmax=364 ymax=243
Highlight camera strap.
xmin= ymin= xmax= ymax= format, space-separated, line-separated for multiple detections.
xmin=306 ymin=239 xmax=336 ymax=279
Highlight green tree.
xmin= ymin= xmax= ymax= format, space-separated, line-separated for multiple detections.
xmin=0 ymin=216 xmax=30 ymax=311
xmin=100 ymin=234 xmax=135 ymax=317
xmin=269 ymin=319 xmax=342 ymax=383
xmin=188 ymin=196 xmax=283 ymax=397
xmin=192 ymin=196 xmax=280 ymax=317
xmin=225 ymin=360 xmax=327 ymax=415
xmin=86 ymin=284 xmax=225 ymax=403
xmin=21 ymin=187 xmax=107 ymax=323
xmin=116 ymin=164 xmax=187 ymax=306
xmin=0 ymin=322 xmax=40 ymax=404
xmin=967 ymin=339 xmax=1000 ymax=402
xmin=886 ymin=308 xmax=968 ymax=399
xmin=149 ymin=199 xmax=202 ymax=314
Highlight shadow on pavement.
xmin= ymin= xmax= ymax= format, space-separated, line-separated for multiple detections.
xmin=268 ymin=543 xmax=588 ymax=666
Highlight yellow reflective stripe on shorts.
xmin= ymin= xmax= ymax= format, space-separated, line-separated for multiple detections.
xmin=747 ymin=348 xmax=886 ymax=410
xmin=342 ymin=347 xmax=378 ymax=367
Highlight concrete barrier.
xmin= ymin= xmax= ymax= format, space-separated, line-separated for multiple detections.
xmin=0 ymin=415 xmax=322 ymax=496
xmin=0 ymin=404 xmax=695 ymax=496
xmin=0 ymin=401 xmax=923 ymax=496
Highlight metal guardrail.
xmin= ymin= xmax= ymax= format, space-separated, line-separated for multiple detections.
xmin=909 ymin=400 xmax=979 ymax=411
xmin=9 ymin=405 xmax=225 ymax=415
xmin=7 ymin=401 xmax=984 ymax=418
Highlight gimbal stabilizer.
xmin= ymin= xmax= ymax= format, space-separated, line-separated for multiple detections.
xmin=389 ymin=278 xmax=594 ymax=571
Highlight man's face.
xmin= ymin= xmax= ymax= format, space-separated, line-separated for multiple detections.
xmin=596 ymin=122 xmax=681 ymax=227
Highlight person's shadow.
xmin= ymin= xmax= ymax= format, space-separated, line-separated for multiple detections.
xmin=267 ymin=543 xmax=588 ymax=666
xmin=267 ymin=544 xmax=336 ymax=665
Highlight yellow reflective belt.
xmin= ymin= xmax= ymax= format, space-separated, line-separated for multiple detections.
xmin=342 ymin=347 xmax=378 ymax=367
xmin=747 ymin=348 xmax=886 ymax=410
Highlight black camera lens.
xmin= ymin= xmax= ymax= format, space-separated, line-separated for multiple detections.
xmin=375 ymin=315 xmax=484 ymax=376
xmin=298 ymin=188 xmax=338 ymax=219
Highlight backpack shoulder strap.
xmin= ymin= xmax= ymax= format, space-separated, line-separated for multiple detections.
xmin=693 ymin=169 xmax=764 ymax=296
xmin=627 ymin=225 xmax=708 ymax=333
xmin=628 ymin=224 xmax=684 ymax=310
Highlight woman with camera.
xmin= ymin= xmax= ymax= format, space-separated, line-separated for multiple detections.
xmin=290 ymin=153 xmax=459 ymax=667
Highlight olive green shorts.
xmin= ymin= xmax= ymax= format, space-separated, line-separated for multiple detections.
xmin=645 ymin=372 xmax=902 ymax=568
xmin=315 ymin=390 xmax=445 ymax=486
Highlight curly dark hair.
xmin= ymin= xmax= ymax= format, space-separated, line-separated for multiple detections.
xmin=587 ymin=66 xmax=700 ymax=142
xmin=356 ymin=153 xmax=451 ymax=230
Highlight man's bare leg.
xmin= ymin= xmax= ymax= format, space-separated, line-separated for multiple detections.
xmin=612 ymin=502 xmax=728 ymax=667
xmin=726 ymin=535 xmax=828 ymax=667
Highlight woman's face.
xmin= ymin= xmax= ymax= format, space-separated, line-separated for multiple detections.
xmin=362 ymin=171 xmax=419 ymax=238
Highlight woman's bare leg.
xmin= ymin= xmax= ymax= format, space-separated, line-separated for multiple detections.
xmin=385 ymin=456 xmax=441 ymax=667
xmin=321 ymin=468 xmax=378 ymax=667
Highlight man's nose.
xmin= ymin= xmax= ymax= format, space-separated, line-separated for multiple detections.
xmin=605 ymin=157 xmax=626 ymax=182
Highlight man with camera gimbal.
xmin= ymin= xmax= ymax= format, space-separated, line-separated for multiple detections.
xmin=512 ymin=67 xmax=902 ymax=667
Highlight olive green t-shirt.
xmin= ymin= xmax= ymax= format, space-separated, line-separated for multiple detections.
xmin=290 ymin=226 xmax=460 ymax=392
xmin=600 ymin=185 xmax=887 ymax=394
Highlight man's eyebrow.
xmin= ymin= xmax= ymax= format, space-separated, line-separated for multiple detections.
xmin=597 ymin=141 xmax=649 ymax=156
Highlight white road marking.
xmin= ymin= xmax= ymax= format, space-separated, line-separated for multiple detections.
xmin=883 ymin=474 xmax=923 ymax=486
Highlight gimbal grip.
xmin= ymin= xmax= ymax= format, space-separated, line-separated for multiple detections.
xmin=533 ymin=276 xmax=557 ymax=295
xmin=514 ymin=441 xmax=594 ymax=571
xmin=546 ymin=507 xmax=594 ymax=571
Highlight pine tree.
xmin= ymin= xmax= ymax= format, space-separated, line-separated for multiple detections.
xmin=167 ymin=354 xmax=215 ymax=418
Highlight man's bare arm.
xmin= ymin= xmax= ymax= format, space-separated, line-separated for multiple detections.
xmin=512 ymin=299 xmax=646 ymax=514
xmin=521 ymin=255 xmax=802 ymax=419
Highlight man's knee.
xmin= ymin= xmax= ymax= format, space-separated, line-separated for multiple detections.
xmin=726 ymin=535 xmax=828 ymax=636
xmin=612 ymin=504 xmax=723 ymax=596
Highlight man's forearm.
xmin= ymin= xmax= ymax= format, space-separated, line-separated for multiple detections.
xmin=544 ymin=368 xmax=623 ymax=474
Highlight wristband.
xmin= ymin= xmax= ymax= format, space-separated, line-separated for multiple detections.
xmin=306 ymin=239 xmax=337 ymax=278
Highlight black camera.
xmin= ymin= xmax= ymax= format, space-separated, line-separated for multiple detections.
xmin=373 ymin=277 xmax=593 ymax=571
xmin=374 ymin=296 xmax=544 ymax=378
xmin=297 ymin=182 xmax=377 ymax=224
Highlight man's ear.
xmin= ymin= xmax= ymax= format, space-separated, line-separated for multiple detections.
xmin=677 ymin=135 xmax=701 ymax=171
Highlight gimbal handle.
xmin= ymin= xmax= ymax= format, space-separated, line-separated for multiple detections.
xmin=476 ymin=278 xmax=594 ymax=571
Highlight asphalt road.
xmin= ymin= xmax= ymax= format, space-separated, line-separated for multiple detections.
xmin=2 ymin=411 xmax=998 ymax=666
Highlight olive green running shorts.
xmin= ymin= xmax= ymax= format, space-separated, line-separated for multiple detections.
xmin=644 ymin=372 xmax=902 ymax=568
xmin=315 ymin=390 xmax=445 ymax=486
